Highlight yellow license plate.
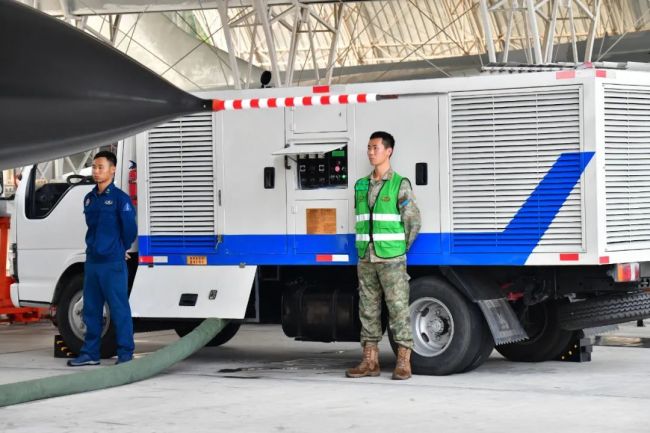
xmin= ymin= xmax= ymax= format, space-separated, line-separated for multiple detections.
xmin=186 ymin=256 xmax=207 ymax=265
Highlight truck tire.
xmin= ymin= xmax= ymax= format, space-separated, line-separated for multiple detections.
xmin=389 ymin=300 xmax=494 ymax=374
xmin=461 ymin=315 xmax=495 ymax=373
xmin=389 ymin=276 xmax=489 ymax=375
xmin=558 ymin=292 xmax=650 ymax=330
xmin=174 ymin=320 xmax=241 ymax=347
xmin=55 ymin=273 xmax=117 ymax=359
xmin=496 ymin=300 xmax=574 ymax=362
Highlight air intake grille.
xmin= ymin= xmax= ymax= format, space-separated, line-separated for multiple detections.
xmin=147 ymin=112 xmax=216 ymax=250
xmin=450 ymin=87 xmax=583 ymax=252
xmin=604 ymin=84 xmax=650 ymax=250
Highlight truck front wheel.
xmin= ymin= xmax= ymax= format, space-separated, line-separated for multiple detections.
xmin=55 ymin=273 xmax=117 ymax=359
xmin=389 ymin=276 xmax=491 ymax=375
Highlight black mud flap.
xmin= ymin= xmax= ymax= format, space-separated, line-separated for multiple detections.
xmin=476 ymin=299 xmax=528 ymax=345
xmin=440 ymin=267 xmax=528 ymax=345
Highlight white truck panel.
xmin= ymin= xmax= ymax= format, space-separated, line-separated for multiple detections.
xmin=15 ymin=251 xmax=85 ymax=304
xmin=220 ymin=108 xmax=287 ymax=236
xmin=129 ymin=265 xmax=257 ymax=318
xmin=353 ymin=94 xmax=441 ymax=241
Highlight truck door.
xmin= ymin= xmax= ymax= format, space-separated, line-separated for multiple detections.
xmin=219 ymin=105 xmax=288 ymax=256
xmin=282 ymin=103 xmax=352 ymax=261
xmin=14 ymin=151 xmax=98 ymax=304
xmin=354 ymin=94 xmax=442 ymax=255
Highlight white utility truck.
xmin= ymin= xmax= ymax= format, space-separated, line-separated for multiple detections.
xmin=8 ymin=66 xmax=650 ymax=374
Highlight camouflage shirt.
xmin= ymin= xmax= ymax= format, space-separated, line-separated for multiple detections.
xmin=359 ymin=168 xmax=422 ymax=263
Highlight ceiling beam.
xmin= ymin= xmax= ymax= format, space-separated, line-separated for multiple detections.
xmin=36 ymin=0 xmax=386 ymax=17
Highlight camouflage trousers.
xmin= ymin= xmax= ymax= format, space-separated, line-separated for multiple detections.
xmin=357 ymin=260 xmax=413 ymax=349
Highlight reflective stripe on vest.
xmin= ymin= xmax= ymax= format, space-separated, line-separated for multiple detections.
xmin=355 ymin=233 xmax=406 ymax=242
xmin=355 ymin=172 xmax=407 ymax=259
xmin=355 ymin=213 xmax=401 ymax=222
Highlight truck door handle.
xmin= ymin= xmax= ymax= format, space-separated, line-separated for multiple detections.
xmin=415 ymin=162 xmax=428 ymax=185
xmin=264 ymin=167 xmax=275 ymax=189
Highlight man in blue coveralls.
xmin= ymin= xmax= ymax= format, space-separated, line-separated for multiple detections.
xmin=67 ymin=151 xmax=138 ymax=366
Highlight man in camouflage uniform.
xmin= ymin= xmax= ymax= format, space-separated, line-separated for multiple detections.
xmin=346 ymin=131 xmax=421 ymax=380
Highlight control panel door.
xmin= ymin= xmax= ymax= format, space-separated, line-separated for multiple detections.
xmin=283 ymin=144 xmax=353 ymax=259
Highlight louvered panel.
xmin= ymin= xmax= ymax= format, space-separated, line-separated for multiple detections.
xmin=604 ymin=84 xmax=650 ymax=250
xmin=450 ymin=88 xmax=583 ymax=252
xmin=147 ymin=112 xmax=216 ymax=250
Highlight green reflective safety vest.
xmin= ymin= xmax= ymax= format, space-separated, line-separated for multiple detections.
xmin=355 ymin=172 xmax=407 ymax=259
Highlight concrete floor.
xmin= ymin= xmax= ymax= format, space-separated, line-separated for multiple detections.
xmin=1 ymin=322 xmax=650 ymax=432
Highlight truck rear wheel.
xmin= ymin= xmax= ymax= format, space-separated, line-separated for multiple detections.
xmin=496 ymin=300 xmax=574 ymax=362
xmin=55 ymin=273 xmax=117 ymax=359
xmin=174 ymin=320 xmax=241 ymax=347
xmin=389 ymin=276 xmax=490 ymax=375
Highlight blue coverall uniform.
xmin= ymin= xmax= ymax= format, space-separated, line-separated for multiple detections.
xmin=80 ymin=182 xmax=137 ymax=361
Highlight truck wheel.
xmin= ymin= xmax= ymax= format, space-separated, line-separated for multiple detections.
xmin=496 ymin=300 xmax=573 ymax=362
xmin=174 ymin=320 xmax=241 ymax=347
xmin=461 ymin=314 xmax=495 ymax=373
xmin=389 ymin=276 xmax=489 ymax=375
xmin=55 ymin=273 xmax=117 ymax=359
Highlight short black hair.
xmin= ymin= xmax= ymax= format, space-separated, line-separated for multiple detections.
xmin=94 ymin=150 xmax=117 ymax=166
xmin=369 ymin=131 xmax=395 ymax=151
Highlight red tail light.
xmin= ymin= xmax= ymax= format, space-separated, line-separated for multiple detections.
xmin=612 ymin=263 xmax=640 ymax=282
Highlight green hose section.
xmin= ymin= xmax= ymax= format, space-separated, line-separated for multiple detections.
xmin=0 ymin=318 xmax=227 ymax=407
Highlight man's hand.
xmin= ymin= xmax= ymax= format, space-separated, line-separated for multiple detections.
xmin=125 ymin=252 xmax=131 ymax=261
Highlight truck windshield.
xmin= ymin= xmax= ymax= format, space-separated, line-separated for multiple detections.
xmin=25 ymin=147 xmax=114 ymax=219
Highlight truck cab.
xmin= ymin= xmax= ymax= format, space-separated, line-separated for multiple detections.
xmin=9 ymin=140 xmax=138 ymax=357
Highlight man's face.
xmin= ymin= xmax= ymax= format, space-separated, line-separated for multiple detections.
xmin=367 ymin=137 xmax=392 ymax=166
xmin=92 ymin=157 xmax=115 ymax=184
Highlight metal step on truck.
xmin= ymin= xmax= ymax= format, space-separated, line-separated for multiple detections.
xmin=7 ymin=64 xmax=650 ymax=375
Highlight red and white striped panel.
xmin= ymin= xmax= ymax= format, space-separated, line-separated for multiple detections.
xmin=315 ymin=254 xmax=350 ymax=263
xmin=139 ymin=255 xmax=168 ymax=264
xmin=212 ymin=93 xmax=378 ymax=112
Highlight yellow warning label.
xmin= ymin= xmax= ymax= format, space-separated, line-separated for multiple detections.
xmin=186 ymin=256 xmax=207 ymax=265
xmin=306 ymin=208 xmax=337 ymax=234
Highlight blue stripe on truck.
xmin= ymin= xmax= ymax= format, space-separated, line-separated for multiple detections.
xmin=139 ymin=151 xmax=594 ymax=266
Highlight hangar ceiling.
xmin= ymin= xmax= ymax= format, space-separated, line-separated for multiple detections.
xmin=19 ymin=0 xmax=650 ymax=90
